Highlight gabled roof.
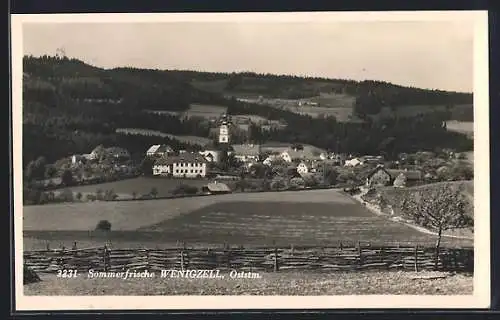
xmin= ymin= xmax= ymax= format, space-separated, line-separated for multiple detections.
xmin=146 ymin=145 xmax=161 ymax=154
xmin=281 ymin=148 xmax=321 ymax=161
xmin=365 ymin=166 xmax=391 ymax=180
xmin=154 ymin=152 xmax=207 ymax=166
xmin=147 ymin=144 xmax=173 ymax=154
xmin=205 ymin=182 xmax=231 ymax=192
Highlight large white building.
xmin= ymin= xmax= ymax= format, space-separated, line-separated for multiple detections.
xmin=152 ymin=152 xmax=208 ymax=178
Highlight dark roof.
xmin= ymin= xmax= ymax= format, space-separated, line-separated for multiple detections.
xmin=364 ymin=166 xmax=390 ymax=180
xmin=154 ymin=152 xmax=207 ymax=165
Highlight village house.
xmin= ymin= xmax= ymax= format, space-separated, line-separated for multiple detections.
xmin=263 ymin=154 xmax=282 ymax=166
xmin=232 ymin=144 xmax=261 ymax=163
xmin=202 ymin=181 xmax=232 ymax=194
xmin=365 ymin=166 xmax=423 ymax=188
xmin=386 ymin=169 xmax=423 ymax=187
xmin=198 ymin=149 xmax=221 ymax=163
xmin=344 ymin=158 xmax=363 ymax=167
xmin=297 ymin=161 xmax=311 ymax=175
xmin=88 ymin=146 xmax=130 ymax=161
xmin=280 ymin=148 xmax=322 ymax=163
xmin=152 ymin=152 xmax=208 ymax=178
xmin=146 ymin=144 xmax=174 ymax=158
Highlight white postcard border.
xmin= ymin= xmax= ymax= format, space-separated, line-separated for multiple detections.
xmin=12 ymin=11 xmax=490 ymax=310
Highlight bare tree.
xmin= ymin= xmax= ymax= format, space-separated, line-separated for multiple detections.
xmin=401 ymin=184 xmax=472 ymax=269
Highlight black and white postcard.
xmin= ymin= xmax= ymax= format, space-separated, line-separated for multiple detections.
xmin=12 ymin=11 xmax=490 ymax=310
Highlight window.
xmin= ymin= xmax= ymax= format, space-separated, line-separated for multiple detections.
xmin=191 ymin=170 xmax=193 ymax=173
xmin=176 ymin=170 xmax=179 ymax=173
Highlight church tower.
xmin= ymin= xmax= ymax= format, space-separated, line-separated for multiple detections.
xmin=218 ymin=114 xmax=231 ymax=144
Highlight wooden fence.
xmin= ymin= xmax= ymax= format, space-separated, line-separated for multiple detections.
xmin=24 ymin=242 xmax=473 ymax=274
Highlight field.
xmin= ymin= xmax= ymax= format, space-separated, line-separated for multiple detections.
xmin=24 ymin=270 xmax=472 ymax=295
xmin=116 ymin=128 xmax=211 ymax=146
xmin=24 ymin=189 xmax=473 ymax=250
xmin=182 ymin=103 xmax=228 ymax=120
xmin=446 ymin=121 xmax=474 ymax=136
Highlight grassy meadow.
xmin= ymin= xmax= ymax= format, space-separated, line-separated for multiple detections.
xmin=24 ymin=189 xmax=472 ymax=250
xmin=50 ymin=176 xmax=210 ymax=199
xmin=24 ymin=270 xmax=472 ymax=295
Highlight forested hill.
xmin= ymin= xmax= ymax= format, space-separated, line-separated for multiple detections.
xmin=22 ymin=55 xmax=473 ymax=166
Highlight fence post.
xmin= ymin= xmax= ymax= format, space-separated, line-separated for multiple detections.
xmin=414 ymin=244 xmax=418 ymax=272
xmin=226 ymin=245 xmax=232 ymax=270
xmin=358 ymin=241 xmax=363 ymax=268
xmin=72 ymin=241 xmax=77 ymax=250
xmin=290 ymin=244 xmax=294 ymax=256
xmin=103 ymin=245 xmax=108 ymax=272
xmin=274 ymin=246 xmax=279 ymax=272
xmin=339 ymin=240 xmax=343 ymax=251
xmin=180 ymin=249 xmax=185 ymax=272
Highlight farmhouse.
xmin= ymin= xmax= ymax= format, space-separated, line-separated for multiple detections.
xmin=365 ymin=166 xmax=392 ymax=188
xmin=263 ymin=154 xmax=282 ymax=166
xmin=280 ymin=149 xmax=322 ymax=163
xmin=386 ymin=169 xmax=423 ymax=187
xmin=365 ymin=166 xmax=423 ymax=188
xmin=344 ymin=158 xmax=363 ymax=167
xmin=232 ymin=144 xmax=261 ymax=163
xmin=199 ymin=149 xmax=221 ymax=163
xmin=146 ymin=144 xmax=174 ymax=157
xmin=152 ymin=152 xmax=208 ymax=178
xmin=202 ymin=181 xmax=232 ymax=194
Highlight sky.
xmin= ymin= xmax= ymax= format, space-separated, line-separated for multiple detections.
xmin=22 ymin=17 xmax=476 ymax=93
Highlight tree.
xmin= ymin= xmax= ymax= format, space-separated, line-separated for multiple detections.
xmin=61 ymin=169 xmax=74 ymax=187
xmin=44 ymin=165 xmax=58 ymax=180
xmin=25 ymin=156 xmax=47 ymax=182
xmin=150 ymin=187 xmax=158 ymax=198
xmin=400 ymin=184 xmax=473 ymax=269
xmin=95 ymin=220 xmax=112 ymax=231
xmin=76 ymin=192 xmax=83 ymax=201
xmin=96 ymin=188 xmax=103 ymax=200
xmin=140 ymin=157 xmax=155 ymax=176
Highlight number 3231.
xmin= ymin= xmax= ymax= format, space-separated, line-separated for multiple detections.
xmin=57 ymin=270 xmax=78 ymax=278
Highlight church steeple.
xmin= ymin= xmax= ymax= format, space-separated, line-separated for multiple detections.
xmin=218 ymin=114 xmax=231 ymax=144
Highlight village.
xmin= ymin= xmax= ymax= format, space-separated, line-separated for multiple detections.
xmin=29 ymin=113 xmax=471 ymax=202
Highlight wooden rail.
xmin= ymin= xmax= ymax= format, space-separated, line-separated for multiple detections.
xmin=24 ymin=243 xmax=474 ymax=274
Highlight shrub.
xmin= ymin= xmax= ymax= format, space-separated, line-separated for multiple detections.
xmin=172 ymin=184 xmax=198 ymax=195
xmin=86 ymin=194 xmax=96 ymax=201
xmin=57 ymin=189 xmax=74 ymax=202
xmin=95 ymin=220 xmax=112 ymax=231
xmin=24 ymin=265 xmax=41 ymax=285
